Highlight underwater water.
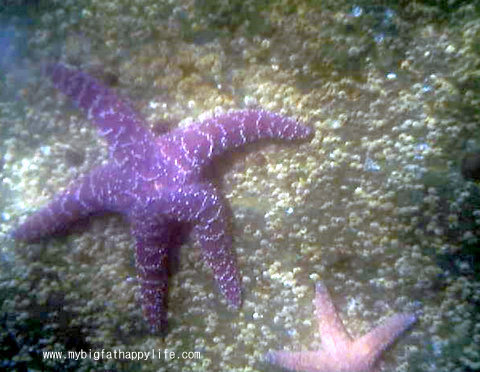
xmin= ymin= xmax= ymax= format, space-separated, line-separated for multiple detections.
xmin=1 ymin=1 xmax=480 ymax=371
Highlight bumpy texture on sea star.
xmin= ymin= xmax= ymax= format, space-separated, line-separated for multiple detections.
xmin=12 ymin=64 xmax=312 ymax=332
xmin=266 ymin=282 xmax=417 ymax=372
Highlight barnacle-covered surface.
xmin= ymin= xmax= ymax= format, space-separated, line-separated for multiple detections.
xmin=1 ymin=0 xmax=480 ymax=371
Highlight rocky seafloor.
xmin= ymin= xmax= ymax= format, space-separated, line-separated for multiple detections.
xmin=1 ymin=1 xmax=479 ymax=371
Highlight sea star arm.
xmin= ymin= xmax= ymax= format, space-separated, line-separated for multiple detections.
xmin=158 ymin=183 xmax=241 ymax=307
xmin=45 ymin=63 xmax=156 ymax=166
xmin=161 ymin=109 xmax=312 ymax=172
xmin=314 ymin=281 xmax=352 ymax=349
xmin=12 ymin=165 xmax=124 ymax=241
xmin=130 ymin=217 xmax=170 ymax=333
xmin=351 ymin=312 xmax=417 ymax=369
xmin=192 ymin=188 xmax=241 ymax=308
xmin=265 ymin=351 xmax=323 ymax=372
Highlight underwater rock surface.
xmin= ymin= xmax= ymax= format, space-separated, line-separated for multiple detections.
xmin=1 ymin=1 xmax=480 ymax=371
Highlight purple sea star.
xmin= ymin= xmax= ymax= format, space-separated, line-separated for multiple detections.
xmin=12 ymin=64 xmax=312 ymax=332
xmin=265 ymin=282 xmax=417 ymax=372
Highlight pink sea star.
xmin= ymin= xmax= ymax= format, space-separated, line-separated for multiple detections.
xmin=265 ymin=282 xmax=417 ymax=372
xmin=12 ymin=63 xmax=312 ymax=332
